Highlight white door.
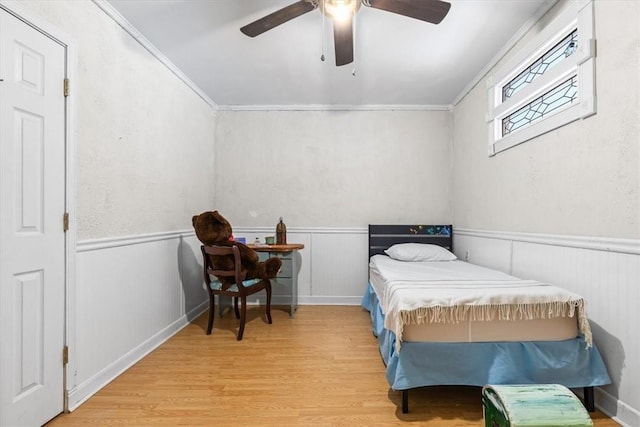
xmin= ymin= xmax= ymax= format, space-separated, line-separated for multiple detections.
xmin=0 ymin=8 xmax=67 ymax=427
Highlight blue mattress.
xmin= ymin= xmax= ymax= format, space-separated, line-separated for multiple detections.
xmin=361 ymin=282 xmax=610 ymax=391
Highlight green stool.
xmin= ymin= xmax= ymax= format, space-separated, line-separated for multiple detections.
xmin=482 ymin=384 xmax=593 ymax=427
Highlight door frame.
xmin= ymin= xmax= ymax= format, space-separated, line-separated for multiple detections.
xmin=0 ymin=0 xmax=77 ymax=413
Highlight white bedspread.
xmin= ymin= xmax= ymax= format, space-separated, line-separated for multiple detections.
xmin=369 ymin=255 xmax=592 ymax=352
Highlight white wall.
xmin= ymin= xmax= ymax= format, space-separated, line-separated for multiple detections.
xmin=15 ymin=0 xmax=218 ymax=239
xmin=451 ymin=1 xmax=640 ymax=424
xmin=213 ymin=108 xmax=454 ymax=310
xmin=452 ymin=1 xmax=640 ymax=239
xmin=214 ymin=109 xmax=452 ymax=227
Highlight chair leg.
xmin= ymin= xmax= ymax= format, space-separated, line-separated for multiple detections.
xmin=265 ymin=283 xmax=273 ymax=324
xmin=233 ymin=296 xmax=240 ymax=319
xmin=206 ymin=294 xmax=215 ymax=335
xmin=237 ymin=297 xmax=247 ymax=341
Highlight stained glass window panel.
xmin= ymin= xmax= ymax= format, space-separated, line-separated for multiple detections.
xmin=502 ymin=75 xmax=578 ymax=136
xmin=502 ymin=29 xmax=578 ymax=101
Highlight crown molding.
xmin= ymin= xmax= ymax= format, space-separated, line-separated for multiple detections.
xmin=451 ymin=0 xmax=559 ymax=107
xmin=92 ymin=0 xmax=218 ymax=110
xmin=217 ymin=104 xmax=452 ymax=112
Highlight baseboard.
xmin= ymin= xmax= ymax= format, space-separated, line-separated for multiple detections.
xmin=66 ymin=301 xmax=208 ymax=411
xmin=595 ymin=387 xmax=640 ymax=427
xmin=297 ymin=296 xmax=364 ymax=305
xmin=244 ymin=295 xmax=364 ymax=306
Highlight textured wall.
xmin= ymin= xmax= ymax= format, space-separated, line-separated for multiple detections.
xmin=15 ymin=0 xmax=217 ymax=239
xmin=451 ymin=1 xmax=640 ymax=239
xmin=214 ymin=110 xmax=452 ymax=227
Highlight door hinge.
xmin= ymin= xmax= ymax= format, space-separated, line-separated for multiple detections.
xmin=63 ymin=78 xmax=69 ymax=97
xmin=63 ymin=346 xmax=69 ymax=365
xmin=63 ymin=212 xmax=69 ymax=232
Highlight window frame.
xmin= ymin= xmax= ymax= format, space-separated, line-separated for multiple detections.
xmin=486 ymin=0 xmax=596 ymax=156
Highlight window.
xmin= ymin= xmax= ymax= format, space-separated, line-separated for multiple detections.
xmin=502 ymin=75 xmax=577 ymax=136
xmin=502 ymin=29 xmax=578 ymax=103
xmin=487 ymin=0 xmax=595 ymax=156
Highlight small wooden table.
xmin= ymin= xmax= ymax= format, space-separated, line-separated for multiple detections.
xmin=248 ymin=243 xmax=305 ymax=252
xmin=248 ymin=244 xmax=304 ymax=317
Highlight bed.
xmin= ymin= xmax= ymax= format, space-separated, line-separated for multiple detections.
xmin=361 ymin=224 xmax=610 ymax=413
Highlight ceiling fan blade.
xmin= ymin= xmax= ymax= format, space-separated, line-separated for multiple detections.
xmin=333 ymin=17 xmax=354 ymax=66
xmin=366 ymin=0 xmax=451 ymax=24
xmin=240 ymin=1 xmax=317 ymax=37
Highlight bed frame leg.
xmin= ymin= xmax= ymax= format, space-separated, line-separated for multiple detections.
xmin=401 ymin=390 xmax=409 ymax=413
xmin=583 ymin=386 xmax=595 ymax=412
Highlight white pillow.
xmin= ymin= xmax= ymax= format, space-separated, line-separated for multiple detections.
xmin=384 ymin=243 xmax=457 ymax=262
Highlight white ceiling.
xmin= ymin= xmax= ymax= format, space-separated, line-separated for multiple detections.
xmin=105 ymin=0 xmax=551 ymax=108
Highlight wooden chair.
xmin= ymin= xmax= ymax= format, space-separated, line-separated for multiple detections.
xmin=200 ymin=244 xmax=272 ymax=340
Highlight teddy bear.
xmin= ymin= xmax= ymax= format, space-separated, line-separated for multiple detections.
xmin=192 ymin=210 xmax=282 ymax=286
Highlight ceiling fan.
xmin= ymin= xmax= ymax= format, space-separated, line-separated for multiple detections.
xmin=240 ymin=0 xmax=452 ymax=67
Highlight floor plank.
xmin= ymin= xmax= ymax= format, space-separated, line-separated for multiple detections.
xmin=47 ymin=305 xmax=619 ymax=426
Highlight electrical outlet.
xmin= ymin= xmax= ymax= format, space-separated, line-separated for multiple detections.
xmin=465 ymin=250 xmax=470 ymax=261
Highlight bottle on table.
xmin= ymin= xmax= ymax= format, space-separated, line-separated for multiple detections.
xmin=276 ymin=217 xmax=287 ymax=245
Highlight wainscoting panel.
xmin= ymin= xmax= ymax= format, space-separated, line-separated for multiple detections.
xmin=68 ymin=228 xmax=371 ymax=409
xmin=69 ymin=232 xmax=207 ymax=410
xmin=309 ymin=230 xmax=369 ymax=304
xmin=453 ymin=228 xmax=640 ymax=427
xmin=453 ymin=233 xmax=513 ymax=272
xmin=232 ymin=227 xmax=369 ymax=305
xmin=70 ymin=226 xmax=640 ymax=424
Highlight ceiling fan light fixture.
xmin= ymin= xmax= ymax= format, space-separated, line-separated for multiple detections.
xmin=321 ymin=0 xmax=360 ymax=23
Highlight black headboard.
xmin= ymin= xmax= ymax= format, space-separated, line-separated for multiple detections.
xmin=368 ymin=224 xmax=453 ymax=258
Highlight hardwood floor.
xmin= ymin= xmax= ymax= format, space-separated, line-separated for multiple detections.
xmin=47 ymin=305 xmax=618 ymax=426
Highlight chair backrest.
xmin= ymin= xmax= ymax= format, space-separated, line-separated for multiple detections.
xmin=201 ymin=245 xmax=245 ymax=291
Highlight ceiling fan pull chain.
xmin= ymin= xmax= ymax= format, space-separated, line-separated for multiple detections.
xmin=352 ymin=9 xmax=357 ymax=76
xmin=320 ymin=0 xmax=326 ymax=61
